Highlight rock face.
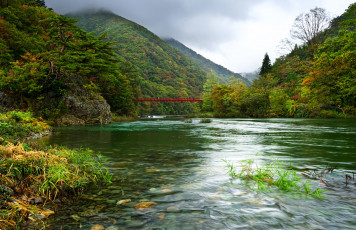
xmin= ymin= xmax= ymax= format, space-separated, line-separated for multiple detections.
xmin=1 ymin=74 xmax=113 ymax=127
xmin=56 ymin=75 xmax=112 ymax=127
xmin=57 ymin=94 xmax=112 ymax=127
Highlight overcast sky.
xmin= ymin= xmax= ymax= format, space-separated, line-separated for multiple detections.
xmin=45 ymin=0 xmax=354 ymax=73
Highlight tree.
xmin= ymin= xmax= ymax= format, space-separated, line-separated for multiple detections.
xmin=0 ymin=0 xmax=46 ymax=8
xmin=34 ymin=0 xmax=46 ymax=7
xmin=202 ymin=71 xmax=219 ymax=112
xmin=290 ymin=7 xmax=330 ymax=45
xmin=304 ymin=30 xmax=356 ymax=112
xmin=259 ymin=53 xmax=272 ymax=76
xmin=277 ymin=38 xmax=295 ymax=55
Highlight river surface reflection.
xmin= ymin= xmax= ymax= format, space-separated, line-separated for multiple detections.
xmin=45 ymin=118 xmax=356 ymax=229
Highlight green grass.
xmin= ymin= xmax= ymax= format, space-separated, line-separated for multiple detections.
xmin=0 ymin=111 xmax=50 ymax=144
xmin=0 ymin=111 xmax=112 ymax=229
xmin=223 ymin=158 xmax=324 ymax=199
xmin=200 ymin=118 xmax=212 ymax=123
xmin=0 ymin=143 xmax=112 ymax=229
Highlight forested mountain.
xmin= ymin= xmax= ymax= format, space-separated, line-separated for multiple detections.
xmin=0 ymin=1 xmax=140 ymax=125
xmin=69 ymin=10 xmax=208 ymax=115
xmin=164 ymin=38 xmax=250 ymax=86
xmin=204 ymin=3 xmax=355 ymax=118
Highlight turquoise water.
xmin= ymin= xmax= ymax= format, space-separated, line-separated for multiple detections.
xmin=45 ymin=118 xmax=356 ymax=229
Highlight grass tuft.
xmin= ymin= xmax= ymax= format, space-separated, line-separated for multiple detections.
xmin=223 ymin=158 xmax=324 ymax=199
xmin=200 ymin=118 xmax=212 ymax=123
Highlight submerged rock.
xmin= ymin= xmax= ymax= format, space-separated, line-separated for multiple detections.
xmin=134 ymin=201 xmax=157 ymax=210
xmin=29 ymin=196 xmax=44 ymax=205
xmin=28 ymin=213 xmax=46 ymax=221
xmin=145 ymin=168 xmax=159 ymax=173
xmin=90 ymin=224 xmax=105 ymax=230
xmin=78 ymin=209 xmax=98 ymax=217
xmin=106 ymin=226 xmax=120 ymax=230
xmin=117 ymin=199 xmax=131 ymax=205
xmin=126 ymin=220 xmax=144 ymax=228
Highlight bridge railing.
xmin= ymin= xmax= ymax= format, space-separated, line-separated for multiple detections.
xmin=135 ymin=98 xmax=203 ymax=102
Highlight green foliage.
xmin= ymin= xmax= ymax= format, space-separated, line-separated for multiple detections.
xmin=0 ymin=110 xmax=112 ymax=229
xmin=211 ymin=80 xmax=248 ymax=117
xmin=0 ymin=111 xmax=50 ymax=143
xmin=206 ymin=3 xmax=355 ymax=118
xmin=269 ymin=89 xmax=289 ymax=117
xmin=112 ymin=114 xmax=138 ymax=122
xmin=164 ymin=38 xmax=250 ymax=85
xmin=0 ymin=4 xmax=139 ymax=118
xmin=71 ymin=10 xmax=207 ymax=115
xmin=202 ymin=71 xmax=219 ymax=112
xmin=307 ymin=30 xmax=356 ymax=111
xmin=223 ymin=159 xmax=324 ymax=199
xmin=0 ymin=143 xmax=112 ymax=229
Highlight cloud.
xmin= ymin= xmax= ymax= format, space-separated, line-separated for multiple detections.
xmin=45 ymin=0 xmax=355 ymax=72
xmin=46 ymin=0 xmax=263 ymax=47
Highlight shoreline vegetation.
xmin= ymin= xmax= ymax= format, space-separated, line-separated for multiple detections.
xmin=0 ymin=111 xmax=112 ymax=229
xmin=112 ymin=114 xmax=138 ymax=123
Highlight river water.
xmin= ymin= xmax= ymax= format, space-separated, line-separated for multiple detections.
xmin=44 ymin=118 xmax=356 ymax=229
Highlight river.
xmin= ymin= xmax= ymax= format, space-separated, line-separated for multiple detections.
xmin=43 ymin=118 xmax=356 ymax=229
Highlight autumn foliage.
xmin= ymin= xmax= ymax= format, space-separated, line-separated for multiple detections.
xmin=205 ymin=3 xmax=355 ymax=118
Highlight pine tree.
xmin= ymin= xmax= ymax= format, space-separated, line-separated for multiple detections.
xmin=259 ymin=53 xmax=272 ymax=76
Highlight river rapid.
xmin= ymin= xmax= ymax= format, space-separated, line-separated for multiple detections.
xmin=43 ymin=118 xmax=356 ymax=229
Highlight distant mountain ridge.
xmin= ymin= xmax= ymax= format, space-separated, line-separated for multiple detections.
xmin=163 ymin=38 xmax=250 ymax=86
xmin=68 ymin=10 xmax=208 ymax=114
xmin=240 ymin=71 xmax=260 ymax=82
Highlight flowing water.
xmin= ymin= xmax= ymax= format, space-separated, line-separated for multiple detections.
xmin=43 ymin=118 xmax=356 ymax=229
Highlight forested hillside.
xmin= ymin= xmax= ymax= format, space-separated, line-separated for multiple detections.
xmin=1 ymin=1 xmax=353 ymax=121
xmin=0 ymin=1 xmax=142 ymax=124
xmin=204 ymin=4 xmax=355 ymax=118
xmin=163 ymin=38 xmax=250 ymax=85
xmin=70 ymin=10 xmax=208 ymax=115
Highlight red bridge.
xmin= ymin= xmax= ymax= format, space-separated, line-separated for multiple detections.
xmin=136 ymin=98 xmax=203 ymax=102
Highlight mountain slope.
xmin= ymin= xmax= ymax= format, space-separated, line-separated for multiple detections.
xmin=69 ymin=10 xmax=207 ymax=114
xmin=163 ymin=38 xmax=250 ymax=86
xmin=0 ymin=2 xmax=139 ymax=123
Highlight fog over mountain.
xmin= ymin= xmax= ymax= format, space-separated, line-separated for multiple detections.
xmin=46 ymin=0 xmax=354 ymax=72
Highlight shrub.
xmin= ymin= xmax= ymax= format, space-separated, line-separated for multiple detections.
xmin=0 ymin=111 xmax=50 ymax=143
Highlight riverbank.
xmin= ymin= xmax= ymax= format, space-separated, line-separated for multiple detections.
xmin=0 ymin=111 xmax=112 ymax=229
xmin=186 ymin=111 xmax=356 ymax=119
